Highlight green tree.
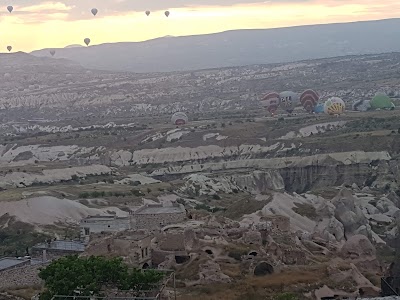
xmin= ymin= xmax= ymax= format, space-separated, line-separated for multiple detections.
xmin=39 ymin=256 xmax=163 ymax=300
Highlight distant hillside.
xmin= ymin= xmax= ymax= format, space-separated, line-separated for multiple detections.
xmin=31 ymin=18 xmax=400 ymax=73
xmin=0 ymin=52 xmax=83 ymax=72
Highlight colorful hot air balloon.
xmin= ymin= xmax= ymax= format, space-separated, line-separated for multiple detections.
xmin=370 ymin=93 xmax=394 ymax=110
xmin=352 ymin=100 xmax=371 ymax=112
xmin=50 ymin=50 xmax=56 ymax=57
xmin=172 ymin=112 xmax=188 ymax=125
xmin=165 ymin=11 xmax=170 ymax=17
xmin=260 ymin=92 xmax=280 ymax=115
xmin=7 ymin=5 xmax=13 ymax=13
xmin=84 ymin=38 xmax=91 ymax=46
xmin=279 ymin=91 xmax=299 ymax=114
xmin=91 ymin=8 xmax=98 ymax=16
xmin=300 ymin=89 xmax=319 ymax=113
xmin=145 ymin=10 xmax=150 ymax=16
xmin=6 ymin=46 xmax=12 ymax=52
xmin=324 ymin=97 xmax=345 ymax=115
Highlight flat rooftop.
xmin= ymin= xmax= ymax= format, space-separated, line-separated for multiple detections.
xmin=135 ymin=205 xmax=184 ymax=215
xmin=81 ymin=216 xmax=129 ymax=223
xmin=33 ymin=241 xmax=85 ymax=252
xmin=0 ymin=258 xmax=28 ymax=271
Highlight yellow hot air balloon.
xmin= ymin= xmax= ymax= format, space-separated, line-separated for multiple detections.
xmin=324 ymin=97 xmax=345 ymax=115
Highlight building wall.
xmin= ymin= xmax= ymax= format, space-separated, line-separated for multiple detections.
xmin=31 ymin=249 xmax=84 ymax=262
xmin=134 ymin=212 xmax=186 ymax=230
xmin=80 ymin=217 xmax=131 ymax=242
xmin=83 ymin=234 xmax=152 ymax=268
xmin=0 ymin=264 xmax=47 ymax=291
xmin=114 ymin=237 xmax=151 ymax=267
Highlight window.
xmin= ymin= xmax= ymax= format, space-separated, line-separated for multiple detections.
xmin=84 ymin=228 xmax=90 ymax=235
xmin=141 ymin=249 xmax=144 ymax=258
xmin=145 ymin=247 xmax=148 ymax=256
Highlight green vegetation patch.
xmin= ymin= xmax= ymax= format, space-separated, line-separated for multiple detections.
xmin=39 ymin=256 xmax=164 ymax=300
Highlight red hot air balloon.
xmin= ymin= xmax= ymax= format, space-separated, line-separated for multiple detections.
xmin=260 ymin=92 xmax=280 ymax=115
xmin=300 ymin=89 xmax=319 ymax=113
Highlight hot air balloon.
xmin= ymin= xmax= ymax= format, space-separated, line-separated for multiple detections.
xmin=171 ymin=112 xmax=188 ymax=125
xmin=370 ymin=93 xmax=394 ymax=110
xmin=324 ymin=97 xmax=345 ymax=115
xmin=84 ymin=38 xmax=91 ymax=46
xmin=50 ymin=50 xmax=56 ymax=57
xmin=145 ymin=10 xmax=150 ymax=16
xmin=6 ymin=46 xmax=12 ymax=52
xmin=165 ymin=11 xmax=170 ymax=17
xmin=7 ymin=6 xmax=13 ymax=13
xmin=91 ymin=8 xmax=98 ymax=16
xmin=279 ymin=91 xmax=299 ymax=114
xmin=260 ymin=92 xmax=280 ymax=115
xmin=300 ymin=89 xmax=319 ymax=113
xmin=314 ymin=103 xmax=324 ymax=114
xmin=352 ymin=100 xmax=371 ymax=112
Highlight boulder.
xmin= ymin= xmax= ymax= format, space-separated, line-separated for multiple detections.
xmin=332 ymin=189 xmax=368 ymax=236
xmin=340 ymin=235 xmax=376 ymax=259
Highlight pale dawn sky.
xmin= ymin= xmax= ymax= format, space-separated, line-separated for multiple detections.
xmin=1 ymin=0 xmax=399 ymax=52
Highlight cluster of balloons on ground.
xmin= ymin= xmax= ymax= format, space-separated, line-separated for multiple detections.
xmin=260 ymin=90 xmax=395 ymax=116
xmin=4 ymin=6 xmax=171 ymax=53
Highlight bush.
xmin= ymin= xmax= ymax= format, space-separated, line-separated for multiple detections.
xmin=274 ymin=293 xmax=298 ymax=300
xmin=212 ymin=194 xmax=221 ymax=200
xmin=79 ymin=192 xmax=90 ymax=199
xmin=39 ymin=256 xmax=163 ymax=300
xmin=131 ymin=189 xmax=144 ymax=197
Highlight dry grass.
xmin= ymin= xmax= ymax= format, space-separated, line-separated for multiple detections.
xmin=176 ymin=255 xmax=208 ymax=281
xmin=178 ymin=265 xmax=329 ymax=300
xmin=6 ymin=287 xmax=41 ymax=300
xmin=246 ymin=268 xmax=324 ymax=289
xmin=219 ymin=262 xmax=242 ymax=279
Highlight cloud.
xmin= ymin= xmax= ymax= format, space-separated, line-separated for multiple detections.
xmin=4 ymin=0 xmax=309 ymax=21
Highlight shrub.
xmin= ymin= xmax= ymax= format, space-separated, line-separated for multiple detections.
xmin=212 ymin=194 xmax=221 ymax=200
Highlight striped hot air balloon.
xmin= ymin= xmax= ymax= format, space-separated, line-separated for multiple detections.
xmin=300 ymin=89 xmax=319 ymax=113
xmin=260 ymin=92 xmax=280 ymax=115
xmin=171 ymin=112 xmax=188 ymax=125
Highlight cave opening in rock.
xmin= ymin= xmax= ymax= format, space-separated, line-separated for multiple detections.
xmin=254 ymin=262 xmax=274 ymax=276
xmin=142 ymin=263 xmax=149 ymax=269
xmin=249 ymin=251 xmax=258 ymax=256
xmin=205 ymin=249 xmax=213 ymax=255
xmin=175 ymin=255 xmax=190 ymax=264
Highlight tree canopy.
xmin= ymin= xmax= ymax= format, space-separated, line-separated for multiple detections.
xmin=39 ymin=255 xmax=164 ymax=300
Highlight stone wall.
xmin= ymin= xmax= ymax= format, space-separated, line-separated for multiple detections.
xmin=80 ymin=217 xmax=131 ymax=242
xmin=134 ymin=211 xmax=186 ymax=230
xmin=0 ymin=264 xmax=47 ymax=291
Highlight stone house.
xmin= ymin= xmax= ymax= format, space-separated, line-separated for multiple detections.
xmin=80 ymin=215 xmax=131 ymax=243
xmin=83 ymin=230 xmax=152 ymax=269
xmin=131 ymin=203 xmax=186 ymax=230
xmin=31 ymin=240 xmax=85 ymax=262
xmin=79 ymin=203 xmax=186 ymax=242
